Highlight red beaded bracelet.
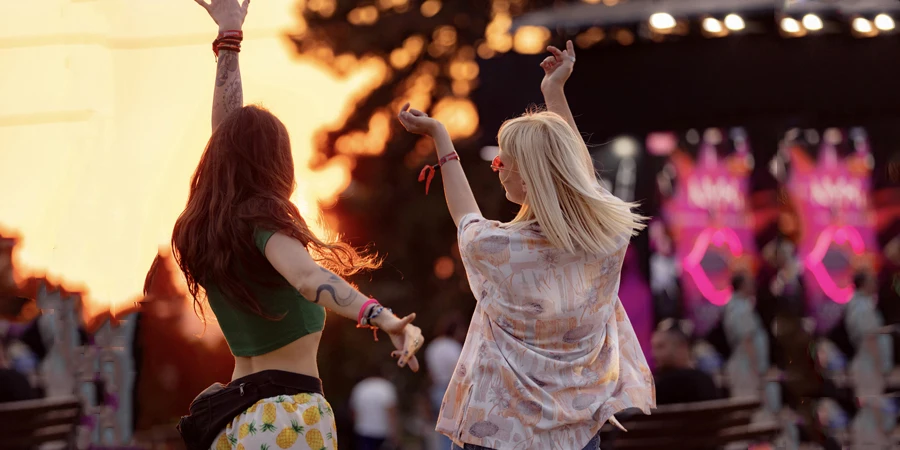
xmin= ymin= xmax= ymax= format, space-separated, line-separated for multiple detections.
xmin=212 ymin=30 xmax=244 ymax=59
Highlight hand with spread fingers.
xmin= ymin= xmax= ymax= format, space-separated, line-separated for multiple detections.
xmin=374 ymin=312 xmax=424 ymax=372
xmin=541 ymin=39 xmax=576 ymax=93
xmin=193 ymin=0 xmax=250 ymax=32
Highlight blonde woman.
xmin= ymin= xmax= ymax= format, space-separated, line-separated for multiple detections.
xmin=398 ymin=41 xmax=655 ymax=450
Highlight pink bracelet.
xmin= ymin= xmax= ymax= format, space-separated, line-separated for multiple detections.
xmin=358 ymin=298 xmax=379 ymax=325
xmin=438 ymin=152 xmax=460 ymax=167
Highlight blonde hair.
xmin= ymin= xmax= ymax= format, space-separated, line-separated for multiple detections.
xmin=498 ymin=110 xmax=647 ymax=254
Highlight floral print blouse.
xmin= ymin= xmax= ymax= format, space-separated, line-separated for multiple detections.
xmin=436 ymin=213 xmax=656 ymax=449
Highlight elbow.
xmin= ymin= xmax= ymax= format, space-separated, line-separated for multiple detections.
xmin=287 ymin=266 xmax=323 ymax=297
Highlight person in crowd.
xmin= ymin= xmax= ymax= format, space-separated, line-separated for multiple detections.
xmin=722 ymin=272 xmax=770 ymax=397
xmin=350 ymin=366 xmax=401 ymax=450
xmin=397 ymin=40 xmax=654 ymax=450
xmin=845 ymin=270 xmax=893 ymax=393
xmin=650 ymin=319 xmax=719 ymax=405
xmin=425 ymin=314 xmax=465 ymax=450
xmin=648 ymin=220 xmax=681 ymax=326
xmin=173 ymin=2 xmax=423 ymax=449
xmin=0 ymin=335 xmax=38 ymax=403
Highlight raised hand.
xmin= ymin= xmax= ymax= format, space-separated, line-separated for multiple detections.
xmin=540 ymin=40 xmax=576 ymax=92
xmin=397 ymin=103 xmax=443 ymax=137
xmin=378 ymin=313 xmax=424 ymax=372
xmin=194 ymin=0 xmax=250 ymax=31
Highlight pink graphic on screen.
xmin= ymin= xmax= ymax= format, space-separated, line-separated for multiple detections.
xmin=805 ymin=225 xmax=866 ymax=304
xmin=658 ymin=128 xmax=756 ymax=333
xmin=683 ymin=227 xmax=745 ymax=306
xmin=786 ymin=128 xmax=875 ymax=312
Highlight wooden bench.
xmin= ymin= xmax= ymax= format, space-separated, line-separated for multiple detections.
xmin=0 ymin=396 xmax=81 ymax=449
xmin=600 ymin=397 xmax=781 ymax=450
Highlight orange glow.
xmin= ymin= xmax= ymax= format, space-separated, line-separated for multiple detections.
xmin=432 ymin=97 xmax=479 ymax=140
xmin=335 ymin=109 xmax=393 ymax=156
xmin=390 ymin=48 xmax=413 ymax=69
xmin=420 ymin=0 xmax=443 ymax=18
xmin=434 ymin=256 xmax=455 ymax=280
xmin=0 ymin=0 xmax=383 ymax=320
xmin=348 ymin=6 xmax=380 ymax=26
xmin=486 ymin=13 xmax=514 ymax=53
xmin=308 ymin=0 xmax=337 ymax=18
xmin=513 ymin=26 xmax=551 ymax=54
xmin=576 ymin=27 xmax=606 ymax=48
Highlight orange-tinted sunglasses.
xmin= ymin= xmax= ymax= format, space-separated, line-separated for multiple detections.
xmin=491 ymin=155 xmax=516 ymax=172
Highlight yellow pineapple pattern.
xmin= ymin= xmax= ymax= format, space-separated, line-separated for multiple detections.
xmin=247 ymin=399 xmax=264 ymax=414
xmin=275 ymin=420 xmax=305 ymax=449
xmin=304 ymin=428 xmax=325 ymax=450
xmin=218 ymin=397 xmax=335 ymax=450
xmin=261 ymin=403 xmax=278 ymax=432
xmin=238 ymin=421 xmax=257 ymax=439
xmin=301 ymin=405 xmax=322 ymax=426
xmin=215 ymin=433 xmax=230 ymax=450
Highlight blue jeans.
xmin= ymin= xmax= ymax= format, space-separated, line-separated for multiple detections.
xmin=450 ymin=432 xmax=601 ymax=450
xmin=355 ymin=434 xmax=386 ymax=450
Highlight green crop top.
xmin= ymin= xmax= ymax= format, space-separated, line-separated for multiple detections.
xmin=204 ymin=228 xmax=326 ymax=357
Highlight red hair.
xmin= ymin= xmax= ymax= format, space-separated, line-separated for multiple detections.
xmin=172 ymin=105 xmax=380 ymax=320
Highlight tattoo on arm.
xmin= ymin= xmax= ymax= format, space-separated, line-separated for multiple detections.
xmin=212 ymin=50 xmax=242 ymax=127
xmin=215 ymin=51 xmax=238 ymax=87
xmin=312 ymin=268 xmax=356 ymax=306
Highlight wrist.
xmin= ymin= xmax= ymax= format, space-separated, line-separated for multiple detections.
xmin=218 ymin=24 xmax=243 ymax=34
xmin=429 ymin=123 xmax=449 ymax=139
xmin=371 ymin=312 xmax=399 ymax=330
xmin=541 ymin=82 xmax=565 ymax=95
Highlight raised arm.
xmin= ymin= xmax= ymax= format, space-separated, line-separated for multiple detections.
xmin=263 ymin=232 xmax=423 ymax=370
xmin=194 ymin=0 xmax=248 ymax=130
xmin=397 ymin=103 xmax=481 ymax=227
xmin=540 ymin=40 xmax=580 ymax=139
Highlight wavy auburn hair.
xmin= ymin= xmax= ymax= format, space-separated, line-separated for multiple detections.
xmin=172 ymin=105 xmax=380 ymax=320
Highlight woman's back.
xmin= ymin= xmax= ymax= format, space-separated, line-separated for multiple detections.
xmin=436 ymin=213 xmax=654 ymax=450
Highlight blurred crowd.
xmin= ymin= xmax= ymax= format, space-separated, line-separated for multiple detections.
xmin=2 ymin=214 xmax=899 ymax=449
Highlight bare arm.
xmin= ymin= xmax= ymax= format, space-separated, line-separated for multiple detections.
xmin=263 ymin=232 xmax=423 ymax=369
xmin=540 ymin=40 xmax=580 ymax=139
xmin=432 ymin=127 xmax=482 ymax=227
xmin=398 ymin=104 xmax=481 ymax=227
xmin=264 ymin=232 xmax=391 ymax=324
xmin=212 ymin=50 xmax=243 ymax=130
xmin=192 ymin=0 xmax=249 ymax=130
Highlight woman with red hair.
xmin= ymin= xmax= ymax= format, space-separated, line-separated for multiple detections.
xmin=172 ymin=1 xmax=424 ymax=449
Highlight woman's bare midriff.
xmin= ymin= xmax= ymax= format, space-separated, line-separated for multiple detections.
xmin=231 ymin=331 xmax=322 ymax=381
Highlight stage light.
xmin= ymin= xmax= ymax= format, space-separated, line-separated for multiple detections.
xmin=875 ymin=14 xmax=895 ymax=31
xmin=612 ymin=136 xmax=639 ymax=159
xmin=781 ymin=17 xmax=802 ymax=34
xmin=703 ymin=17 xmax=724 ymax=34
xmin=853 ymin=17 xmax=874 ymax=34
xmin=724 ymin=14 xmax=745 ymax=31
xmin=802 ymin=14 xmax=823 ymax=31
xmin=649 ymin=12 xmax=676 ymax=31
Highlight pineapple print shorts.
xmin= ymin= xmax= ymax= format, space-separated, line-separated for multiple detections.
xmin=211 ymin=393 xmax=337 ymax=450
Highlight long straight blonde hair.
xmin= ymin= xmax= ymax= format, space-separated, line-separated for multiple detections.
xmin=498 ymin=110 xmax=647 ymax=254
